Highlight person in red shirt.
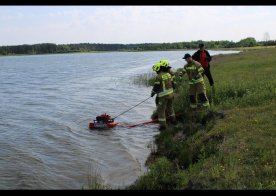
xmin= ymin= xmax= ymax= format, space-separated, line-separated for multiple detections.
xmin=192 ymin=43 xmax=214 ymax=87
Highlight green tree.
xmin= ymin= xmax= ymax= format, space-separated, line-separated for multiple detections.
xmin=237 ymin=37 xmax=257 ymax=47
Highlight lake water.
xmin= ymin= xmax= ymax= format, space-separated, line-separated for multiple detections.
xmin=0 ymin=50 xmax=239 ymax=189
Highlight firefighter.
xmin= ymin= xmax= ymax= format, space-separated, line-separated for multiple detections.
xmin=160 ymin=59 xmax=175 ymax=78
xmin=156 ymin=60 xmax=177 ymax=104
xmin=180 ymin=53 xmax=210 ymax=111
xmin=151 ymin=62 xmax=176 ymax=130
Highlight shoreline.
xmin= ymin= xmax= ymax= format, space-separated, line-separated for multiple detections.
xmin=0 ymin=48 xmax=245 ymax=57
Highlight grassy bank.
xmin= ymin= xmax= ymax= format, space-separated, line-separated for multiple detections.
xmin=128 ymin=47 xmax=276 ymax=189
xmin=212 ymin=45 xmax=276 ymax=51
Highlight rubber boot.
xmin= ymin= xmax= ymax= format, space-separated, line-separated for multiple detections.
xmin=159 ymin=121 xmax=167 ymax=131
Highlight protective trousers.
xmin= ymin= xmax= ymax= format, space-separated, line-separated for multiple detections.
xmin=189 ymin=82 xmax=209 ymax=109
xmin=157 ymin=94 xmax=175 ymax=128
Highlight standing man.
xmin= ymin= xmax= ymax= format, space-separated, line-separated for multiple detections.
xmin=192 ymin=43 xmax=214 ymax=88
xmin=181 ymin=53 xmax=210 ymax=110
xmin=151 ymin=62 xmax=176 ymax=130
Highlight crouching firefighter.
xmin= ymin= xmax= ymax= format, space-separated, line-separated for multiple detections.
xmin=151 ymin=62 xmax=177 ymax=130
xmin=181 ymin=53 xmax=210 ymax=111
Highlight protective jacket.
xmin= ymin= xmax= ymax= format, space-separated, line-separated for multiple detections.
xmin=152 ymin=72 xmax=174 ymax=97
xmin=182 ymin=60 xmax=205 ymax=85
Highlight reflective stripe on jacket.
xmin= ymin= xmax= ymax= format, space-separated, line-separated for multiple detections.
xmin=152 ymin=72 xmax=174 ymax=97
xmin=183 ymin=60 xmax=205 ymax=85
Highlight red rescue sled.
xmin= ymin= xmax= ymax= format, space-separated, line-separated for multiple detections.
xmin=89 ymin=113 xmax=118 ymax=129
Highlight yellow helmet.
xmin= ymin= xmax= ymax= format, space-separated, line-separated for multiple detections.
xmin=160 ymin=59 xmax=169 ymax=68
xmin=152 ymin=62 xmax=161 ymax=72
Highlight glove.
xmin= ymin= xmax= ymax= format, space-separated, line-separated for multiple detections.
xmin=173 ymin=83 xmax=176 ymax=91
xmin=151 ymin=91 xmax=156 ymax=97
xmin=194 ymin=75 xmax=201 ymax=80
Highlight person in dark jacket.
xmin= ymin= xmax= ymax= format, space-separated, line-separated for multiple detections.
xmin=192 ymin=43 xmax=214 ymax=87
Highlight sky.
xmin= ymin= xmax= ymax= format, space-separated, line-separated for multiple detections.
xmin=0 ymin=6 xmax=276 ymax=46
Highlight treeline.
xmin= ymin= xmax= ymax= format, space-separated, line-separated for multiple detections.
xmin=1 ymin=37 xmax=276 ymax=55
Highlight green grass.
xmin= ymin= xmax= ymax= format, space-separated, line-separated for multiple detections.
xmin=177 ymin=101 xmax=276 ymax=189
xmin=129 ymin=47 xmax=276 ymax=189
xmin=209 ymin=47 xmax=276 ymax=109
xmin=132 ymin=72 xmax=156 ymax=87
xmin=212 ymin=45 xmax=276 ymax=51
